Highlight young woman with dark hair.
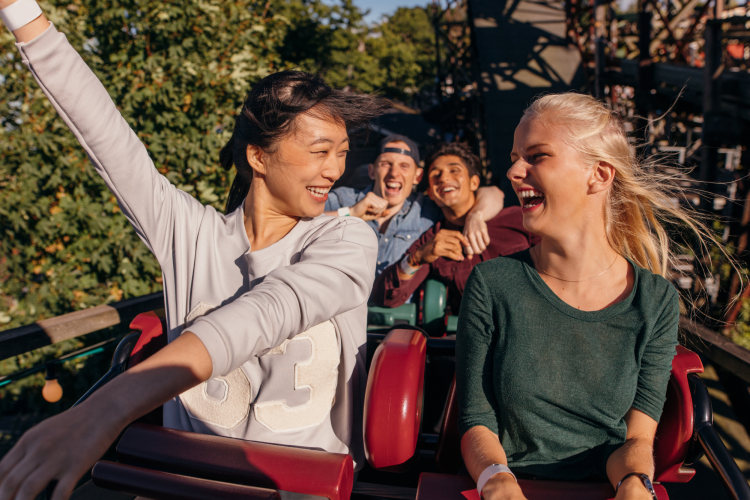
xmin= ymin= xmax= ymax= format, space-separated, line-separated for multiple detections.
xmin=0 ymin=8 xmax=388 ymax=500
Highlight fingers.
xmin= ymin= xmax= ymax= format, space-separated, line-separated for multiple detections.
xmin=0 ymin=440 xmax=25 ymax=487
xmin=51 ymin=477 xmax=77 ymax=500
xmin=0 ymin=453 xmax=42 ymax=500
xmin=434 ymin=239 xmax=465 ymax=262
xmin=12 ymin=470 xmax=57 ymax=500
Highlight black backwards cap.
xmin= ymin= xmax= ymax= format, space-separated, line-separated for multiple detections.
xmin=378 ymin=134 xmax=420 ymax=166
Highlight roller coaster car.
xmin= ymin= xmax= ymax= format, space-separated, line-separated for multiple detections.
xmin=80 ymin=311 xmax=750 ymax=500
xmin=367 ymin=279 xmax=454 ymax=336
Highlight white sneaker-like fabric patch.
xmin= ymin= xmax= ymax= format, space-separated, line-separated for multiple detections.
xmin=181 ymin=301 xmax=251 ymax=429
xmin=254 ymin=320 xmax=340 ymax=432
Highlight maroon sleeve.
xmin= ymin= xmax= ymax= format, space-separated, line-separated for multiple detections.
xmin=369 ymin=225 xmax=438 ymax=307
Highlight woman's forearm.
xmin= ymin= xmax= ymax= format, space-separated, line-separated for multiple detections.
xmin=461 ymin=426 xmax=524 ymax=499
xmin=461 ymin=426 xmax=508 ymax=480
xmin=607 ymin=437 xmax=657 ymax=499
xmin=471 ymin=186 xmax=505 ymax=221
xmin=84 ymin=332 xmax=213 ymax=431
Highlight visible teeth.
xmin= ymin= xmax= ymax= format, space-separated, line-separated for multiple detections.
xmin=307 ymin=187 xmax=330 ymax=196
xmin=386 ymin=182 xmax=401 ymax=189
xmin=519 ymin=189 xmax=544 ymax=198
xmin=443 ymin=187 xmax=456 ymax=192
xmin=520 ymin=189 xmax=544 ymax=208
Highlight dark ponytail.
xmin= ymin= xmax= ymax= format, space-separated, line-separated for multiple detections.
xmin=222 ymin=71 xmax=391 ymax=214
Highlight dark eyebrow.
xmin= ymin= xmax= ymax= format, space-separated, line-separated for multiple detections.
xmin=310 ymin=137 xmax=350 ymax=146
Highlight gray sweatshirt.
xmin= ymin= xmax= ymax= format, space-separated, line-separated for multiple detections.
xmin=16 ymin=23 xmax=377 ymax=469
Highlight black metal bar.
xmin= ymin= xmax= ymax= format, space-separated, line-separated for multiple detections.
xmin=0 ymin=292 xmax=164 ymax=361
xmin=73 ymin=332 xmax=142 ymax=407
xmin=0 ymin=337 xmax=121 ymax=388
xmin=699 ymin=18 xmax=723 ymax=186
xmin=688 ymin=373 xmax=750 ymax=500
xmin=635 ymin=0 xmax=654 ymax=114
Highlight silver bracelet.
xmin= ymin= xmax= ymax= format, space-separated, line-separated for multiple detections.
xmin=477 ymin=464 xmax=516 ymax=498
xmin=0 ymin=0 xmax=42 ymax=32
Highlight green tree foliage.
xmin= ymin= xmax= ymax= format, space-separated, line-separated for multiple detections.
xmin=0 ymin=0 xmax=287 ymax=332
xmin=369 ymin=7 xmax=436 ymax=103
xmin=277 ymin=1 xmax=436 ymax=103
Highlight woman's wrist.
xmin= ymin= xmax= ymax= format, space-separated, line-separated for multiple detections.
xmin=480 ymin=473 xmax=519 ymax=499
xmin=616 ymin=475 xmax=656 ymax=500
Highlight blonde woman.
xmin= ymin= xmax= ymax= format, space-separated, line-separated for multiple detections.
xmin=457 ymin=94 xmax=693 ymax=500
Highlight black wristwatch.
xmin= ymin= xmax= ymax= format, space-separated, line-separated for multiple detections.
xmin=616 ymin=472 xmax=658 ymax=499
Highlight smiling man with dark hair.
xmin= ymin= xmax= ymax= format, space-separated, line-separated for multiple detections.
xmin=371 ymin=143 xmax=539 ymax=315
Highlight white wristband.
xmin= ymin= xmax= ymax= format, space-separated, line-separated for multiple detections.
xmin=399 ymin=254 xmax=420 ymax=275
xmin=0 ymin=0 xmax=42 ymax=32
xmin=337 ymin=206 xmax=350 ymax=217
xmin=477 ymin=464 xmax=516 ymax=498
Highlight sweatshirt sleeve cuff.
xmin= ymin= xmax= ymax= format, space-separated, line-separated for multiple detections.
xmin=186 ymin=320 xmax=230 ymax=379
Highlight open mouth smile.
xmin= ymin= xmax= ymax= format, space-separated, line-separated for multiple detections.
xmin=518 ymin=188 xmax=545 ymax=212
xmin=307 ymin=186 xmax=330 ymax=202
xmin=439 ymin=185 xmax=459 ymax=195
xmin=384 ymin=181 xmax=403 ymax=195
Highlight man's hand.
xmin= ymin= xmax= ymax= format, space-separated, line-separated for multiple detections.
xmin=463 ymin=210 xmax=490 ymax=257
xmin=480 ymin=474 xmax=528 ymax=500
xmin=350 ymin=192 xmax=391 ymax=221
xmin=413 ymin=229 xmax=470 ymax=266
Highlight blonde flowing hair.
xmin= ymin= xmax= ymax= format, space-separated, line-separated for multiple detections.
xmin=523 ymin=92 xmax=717 ymax=278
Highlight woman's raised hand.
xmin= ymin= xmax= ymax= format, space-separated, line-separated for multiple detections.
xmin=0 ymin=400 xmax=126 ymax=500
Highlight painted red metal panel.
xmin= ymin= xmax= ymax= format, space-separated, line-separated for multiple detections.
xmin=114 ymin=423 xmax=353 ymax=500
xmin=93 ymin=461 xmax=280 ymax=499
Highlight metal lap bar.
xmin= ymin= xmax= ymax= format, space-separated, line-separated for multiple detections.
xmin=689 ymin=373 xmax=750 ymax=500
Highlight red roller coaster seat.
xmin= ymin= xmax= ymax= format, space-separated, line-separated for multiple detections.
xmin=363 ymin=327 xmax=428 ymax=472
xmin=421 ymin=346 xmax=704 ymax=500
xmin=92 ymin=311 xmax=354 ymax=500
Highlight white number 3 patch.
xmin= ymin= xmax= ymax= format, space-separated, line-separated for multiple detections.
xmin=179 ymin=309 xmax=339 ymax=433
xmin=254 ymin=321 xmax=340 ymax=432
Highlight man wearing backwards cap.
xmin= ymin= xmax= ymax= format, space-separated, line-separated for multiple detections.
xmin=324 ymin=134 xmax=504 ymax=275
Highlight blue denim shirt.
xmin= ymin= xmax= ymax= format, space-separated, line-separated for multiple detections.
xmin=326 ymin=185 xmax=443 ymax=275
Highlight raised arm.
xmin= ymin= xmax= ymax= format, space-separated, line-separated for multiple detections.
xmin=464 ymin=186 xmax=505 ymax=256
xmin=7 ymin=9 xmax=203 ymax=263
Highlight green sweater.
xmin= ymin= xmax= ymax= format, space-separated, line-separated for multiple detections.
xmin=456 ymin=250 xmax=679 ymax=480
